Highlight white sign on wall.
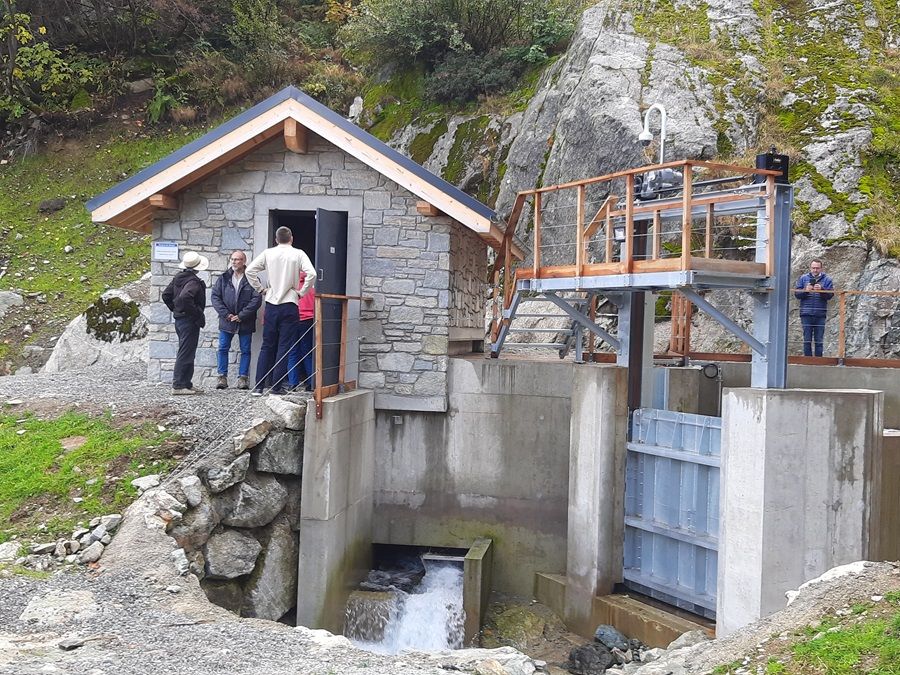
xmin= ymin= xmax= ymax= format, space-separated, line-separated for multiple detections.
xmin=152 ymin=241 xmax=179 ymax=262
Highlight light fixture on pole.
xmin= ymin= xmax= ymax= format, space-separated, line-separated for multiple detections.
xmin=639 ymin=103 xmax=667 ymax=164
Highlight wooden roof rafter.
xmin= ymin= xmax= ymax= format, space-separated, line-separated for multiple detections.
xmin=87 ymin=86 xmax=500 ymax=244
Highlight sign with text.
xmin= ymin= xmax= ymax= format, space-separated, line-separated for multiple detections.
xmin=152 ymin=241 xmax=179 ymax=262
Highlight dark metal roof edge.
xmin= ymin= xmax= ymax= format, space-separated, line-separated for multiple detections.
xmin=86 ymin=85 xmax=496 ymax=224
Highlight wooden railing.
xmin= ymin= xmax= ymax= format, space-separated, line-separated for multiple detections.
xmin=666 ymin=288 xmax=900 ymax=367
xmin=313 ymin=293 xmax=371 ymax=418
xmin=489 ymin=159 xmax=783 ymax=342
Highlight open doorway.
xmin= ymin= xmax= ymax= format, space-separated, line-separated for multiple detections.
xmin=269 ymin=209 xmax=349 ymax=388
xmin=269 ymin=210 xmax=317 ymax=260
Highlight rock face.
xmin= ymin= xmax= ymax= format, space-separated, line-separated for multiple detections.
xmin=241 ymin=516 xmax=299 ymax=621
xmin=219 ymin=472 xmax=289 ymax=528
xmin=254 ymin=430 xmax=304 ymax=475
xmin=42 ymin=278 xmax=150 ymax=373
xmin=168 ymin=418 xmax=305 ymax=619
xmin=0 ymin=291 xmax=24 ymax=321
xmin=203 ymin=529 xmax=262 ymax=579
xmin=384 ymin=0 xmax=898 ymax=357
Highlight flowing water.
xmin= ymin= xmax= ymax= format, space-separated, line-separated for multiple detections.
xmin=346 ymin=564 xmax=466 ymax=654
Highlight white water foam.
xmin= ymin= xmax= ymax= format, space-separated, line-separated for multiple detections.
xmin=351 ymin=564 xmax=465 ymax=654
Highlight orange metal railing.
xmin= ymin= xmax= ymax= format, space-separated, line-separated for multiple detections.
xmin=313 ymin=293 xmax=371 ymax=418
xmin=489 ymin=159 xmax=782 ymax=343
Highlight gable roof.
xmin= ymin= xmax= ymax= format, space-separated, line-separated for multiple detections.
xmin=87 ymin=86 xmax=517 ymax=250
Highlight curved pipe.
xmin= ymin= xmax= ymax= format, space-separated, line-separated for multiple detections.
xmin=641 ymin=103 xmax=667 ymax=163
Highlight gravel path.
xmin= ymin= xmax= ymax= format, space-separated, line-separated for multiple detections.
xmin=0 ymin=365 xmax=312 ymax=460
xmin=0 ymin=568 xmax=471 ymax=675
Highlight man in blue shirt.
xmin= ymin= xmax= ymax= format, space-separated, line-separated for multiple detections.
xmin=794 ymin=259 xmax=834 ymax=357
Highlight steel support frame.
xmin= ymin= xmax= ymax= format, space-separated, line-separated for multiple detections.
xmin=751 ymin=184 xmax=792 ymax=388
xmin=544 ymin=292 xmax=621 ymax=351
xmin=678 ymin=288 xmax=768 ymax=355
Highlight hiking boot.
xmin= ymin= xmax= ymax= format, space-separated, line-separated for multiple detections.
xmin=250 ymin=388 xmax=265 ymax=397
xmin=172 ymin=387 xmax=204 ymax=396
xmin=235 ymin=376 xmax=250 ymax=390
xmin=215 ymin=376 xmax=228 ymax=390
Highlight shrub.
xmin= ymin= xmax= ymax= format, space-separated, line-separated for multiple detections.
xmin=0 ymin=11 xmax=97 ymax=121
xmin=341 ymin=0 xmax=581 ymax=70
xmin=425 ymin=50 xmax=526 ymax=104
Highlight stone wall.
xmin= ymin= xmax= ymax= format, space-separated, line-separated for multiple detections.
xmin=449 ymin=224 xmax=487 ymax=331
xmin=149 ymin=134 xmax=488 ymax=409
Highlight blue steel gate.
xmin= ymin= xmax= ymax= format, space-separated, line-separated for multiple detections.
xmin=623 ymin=408 xmax=721 ymax=619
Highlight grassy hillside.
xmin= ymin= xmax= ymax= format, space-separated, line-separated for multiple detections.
xmin=0 ymin=119 xmax=224 ymax=372
xmin=0 ymin=409 xmax=179 ymax=546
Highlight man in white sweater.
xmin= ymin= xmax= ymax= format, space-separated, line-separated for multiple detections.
xmin=245 ymin=226 xmax=317 ymax=394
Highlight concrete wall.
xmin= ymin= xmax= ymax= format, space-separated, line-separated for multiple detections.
xmin=297 ymin=389 xmax=375 ymax=633
xmin=717 ymin=388 xmax=884 ymax=636
xmin=565 ymin=366 xmax=628 ymax=636
xmin=149 ymin=133 xmax=488 ymax=411
xmin=873 ymin=430 xmax=900 ymax=562
xmin=720 ymin=362 xmax=900 ymax=428
xmin=372 ymin=357 xmax=575 ymax=596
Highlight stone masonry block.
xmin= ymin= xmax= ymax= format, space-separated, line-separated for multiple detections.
xmin=264 ymin=174 xmax=301 ymax=194
xmin=373 ymin=227 xmax=399 ymax=246
xmin=378 ymin=352 xmax=415 ymax=372
xmin=363 ymin=191 xmax=392 ymax=210
xmin=223 ymin=200 xmax=254 ymax=221
xmin=218 ymin=171 xmax=266 ymax=193
xmin=284 ymin=153 xmax=320 ymax=173
xmin=332 ymin=170 xmax=379 ymax=189
xmin=388 ymin=306 xmax=425 ymax=325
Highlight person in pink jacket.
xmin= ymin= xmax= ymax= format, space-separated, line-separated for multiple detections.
xmin=287 ymin=271 xmax=316 ymax=391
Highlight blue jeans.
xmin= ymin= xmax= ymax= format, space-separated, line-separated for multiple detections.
xmin=287 ymin=318 xmax=315 ymax=389
xmin=801 ymin=314 xmax=826 ymax=357
xmin=217 ymin=331 xmax=252 ymax=377
xmin=255 ymin=302 xmax=300 ymax=391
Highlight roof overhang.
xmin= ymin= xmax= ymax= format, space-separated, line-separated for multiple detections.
xmin=87 ymin=87 xmax=507 ymax=249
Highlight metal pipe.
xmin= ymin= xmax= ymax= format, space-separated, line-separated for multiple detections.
xmin=642 ymin=103 xmax=667 ymax=163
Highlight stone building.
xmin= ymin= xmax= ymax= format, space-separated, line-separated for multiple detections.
xmin=88 ymin=86 xmax=517 ymax=411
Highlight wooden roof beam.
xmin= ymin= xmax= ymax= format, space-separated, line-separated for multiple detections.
xmin=149 ymin=193 xmax=178 ymax=210
xmin=284 ymin=118 xmax=308 ymax=154
xmin=416 ymin=201 xmax=444 ymax=217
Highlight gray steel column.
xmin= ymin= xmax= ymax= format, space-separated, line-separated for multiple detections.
xmin=751 ymin=184 xmax=793 ymax=388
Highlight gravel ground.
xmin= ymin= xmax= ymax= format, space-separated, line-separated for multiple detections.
xmin=0 ymin=365 xmax=311 ymax=460
xmin=0 ymin=568 xmax=477 ymax=675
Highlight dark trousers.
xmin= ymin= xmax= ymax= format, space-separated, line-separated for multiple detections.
xmin=801 ymin=314 xmax=826 ymax=357
xmin=255 ymin=302 xmax=300 ymax=390
xmin=173 ymin=317 xmax=201 ymax=389
xmin=287 ymin=318 xmax=315 ymax=389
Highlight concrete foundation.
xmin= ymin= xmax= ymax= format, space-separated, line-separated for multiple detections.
xmin=564 ymin=366 xmax=628 ymax=636
xmin=463 ymin=538 xmax=493 ymax=646
xmin=717 ymin=388 xmax=884 ymax=635
xmin=373 ymin=358 xmax=576 ymax=596
xmin=719 ymin=362 xmax=900 ymax=427
xmin=297 ymin=389 xmax=375 ymax=633
xmin=873 ymin=430 xmax=900 ymax=562
xmin=534 ymin=573 xmax=708 ymax=648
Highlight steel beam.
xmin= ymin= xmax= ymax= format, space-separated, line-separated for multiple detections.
xmin=678 ymin=288 xmax=768 ymax=356
xmin=751 ymin=184 xmax=793 ymax=388
xmin=544 ymin=293 xmax=621 ymax=351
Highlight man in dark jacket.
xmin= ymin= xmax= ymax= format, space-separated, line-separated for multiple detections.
xmin=211 ymin=250 xmax=261 ymax=389
xmin=794 ymin=258 xmax=834 ymax=357
xmin=162 ymin=251 xmax=209 ymax=394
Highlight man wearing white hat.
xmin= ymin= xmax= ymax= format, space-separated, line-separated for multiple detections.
xmin=162 ymin=251 xmax=209 ymax=395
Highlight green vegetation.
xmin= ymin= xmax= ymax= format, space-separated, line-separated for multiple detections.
xmin=713 ymin=593 xmax=900 ymax=674
xmin=0 ymin=410 xmax=177 ymax=543
xmin=0 ymin=120 xmax=221 ymax=368
xmin=628 ymin=0 xmax=900 ymax=258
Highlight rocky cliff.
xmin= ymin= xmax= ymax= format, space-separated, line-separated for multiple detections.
xmin=381 ymin=0 xmax=900 ymax=358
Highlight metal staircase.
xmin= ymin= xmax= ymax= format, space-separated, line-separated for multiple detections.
xmin=491 ymin=291 xmax=620 ymax=362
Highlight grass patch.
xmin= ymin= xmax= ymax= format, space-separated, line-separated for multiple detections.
xmin=0 ymin=117 xmax=229 ymax=369
xmin=0 ymin=410 xmax=178 ymax=543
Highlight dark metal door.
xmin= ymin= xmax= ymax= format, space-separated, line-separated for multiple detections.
xmin=315 ymin=209 xmax=348 ymax=387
